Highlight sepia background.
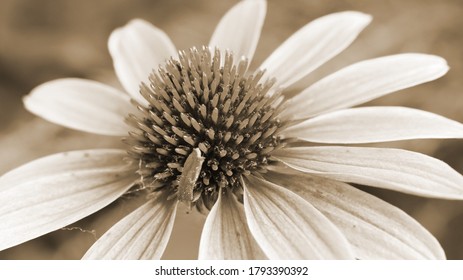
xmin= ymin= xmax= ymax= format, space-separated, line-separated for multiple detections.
xmin=0 ymin=0 xmax=462 ymax=259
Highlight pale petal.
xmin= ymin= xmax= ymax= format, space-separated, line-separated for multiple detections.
xmin=242 ymin=175 xmax=354 ymax=259
xmin=209 ymin=0 xmax=266 ymax=64
xmin=282 ymin=106 xmax=463 ymax=143
xmin=274 ymin=146 xmax=463 ymax=199
xmin=283 ymin=54 xmax=449 ymax=119
xmin=83 ymin=194 xmax=177 ymax=259
xmin=198 ymin=190 xmax=266 ymax=260
xmin=260 ymin=11 xmax=371 ymax=88
xmin=109 ymin=19 xmax=177 ymax=104
xmin=264 ymin=171 xmax=445 ymax=259
xmin=0 ymin=149 xmax=137 ymax=251
xmin=23 ymin=78 xmax=136 ymax=136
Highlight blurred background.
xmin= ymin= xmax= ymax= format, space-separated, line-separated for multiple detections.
xmin=0 ymin=0 xmax=462 ymax=259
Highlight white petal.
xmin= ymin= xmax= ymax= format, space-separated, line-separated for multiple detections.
xmin=283 ymin=54 xmax=449 ymax=119
xmin=283 ymin=106 xmax=463 ymax=143
xmin=83 ymin=195 xmax=177 ymax=259
xmin=0 ymin=149 xmax=137 ymax=251
xmin=23 ymin=78 xmax=136 ymax=136
xmin=198 ymin=190 xmax=266 ymax=260
xmin=109 ymin=19 xmax=177 ymax=104
xmin=274 ymin=146 xmax=463 ymax=199
xmin=242 ymin=175 xmax=354 ymax=259
xmin=209 ymin=0 xmax=266 ymax=64
xmin=259 ymin=11 xmax=371 ymax=88
xmin=264 ymin=171 xmax=445 ymax=259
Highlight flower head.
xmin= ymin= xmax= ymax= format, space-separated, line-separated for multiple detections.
xmin=126 ymin=47 xmax=284 ymax=211
xmin=1 ymin=0 xmax=463 ymax=259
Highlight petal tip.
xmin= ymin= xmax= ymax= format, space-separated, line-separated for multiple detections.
xmin=127 ymin=18 xmax=149 ymax=26
xmin=21 ymin=93 xmax=32 ymax=108
xmin=107 ymin=18 xmax=153 ymax=54
xmin=407 ymin=53 xmax=450 ymax=76
xmin=107 ymin=27 xmax=123 ymax=54
xmin=334 ymin=11 xmax=373 ymax=25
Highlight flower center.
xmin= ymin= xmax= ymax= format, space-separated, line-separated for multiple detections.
xmin=126 ymin=47 xmax=283 ymax=211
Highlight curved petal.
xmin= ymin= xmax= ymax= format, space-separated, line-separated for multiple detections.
xmin=23 ymin=78 xmax=136 ymax=136
xmin=273 ymin=146 xmax=463 ymax=199
xmin=242 ymin=175 xmax=354 ymax=259
xmin=83 ymin=194 xmax=177 ymax=260
xmin=264 ymin=171 xmax=445 ymax=259
xmin=0 ymin=149 xmax=138 ymax=251
xmin=282 ymin=106 xmax=463 ymax=143
xmin=209 ymin=0 xmax=266 ymax=64
xmin=283 ymin=54 xmax=449 ymax=119
xmin=198 ymin=190 xmax=266 ymax=260
xmin=259 ymin=11 xmax=371 ymax=88
xmin=109 ymin=19 xmax=177 ymax=104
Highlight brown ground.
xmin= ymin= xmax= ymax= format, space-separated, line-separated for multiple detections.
xmin=0 ymin=0 xmax=462 ymax=259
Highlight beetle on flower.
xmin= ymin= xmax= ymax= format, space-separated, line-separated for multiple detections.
xmin=1 ymin=0 xmax=463 ymax=259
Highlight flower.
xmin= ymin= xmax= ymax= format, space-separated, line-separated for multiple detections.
xmin=1 ymin=0 xmax=463 ymax=260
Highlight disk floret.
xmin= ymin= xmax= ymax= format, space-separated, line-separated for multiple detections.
xmin=126 ymin=46 xmax=283 ymax=210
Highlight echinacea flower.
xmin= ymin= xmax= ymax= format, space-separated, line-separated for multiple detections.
xmin=1 ymin=0 xmax=463 ymax=260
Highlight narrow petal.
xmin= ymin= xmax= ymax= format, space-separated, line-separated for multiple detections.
xmin=242 ymin=175 xmax=354 ymax=259
xmin=23 ymin=78 xmax=136 ymax=136
xmin=83 ymin=194 xmax=177 ymax=259
xmin=283 ymin=54 xmax=449 ymax=119
xmin=209 ymin=0 xmax=266 ymax=64
xmin=273 ymin=146 xmax=463 ymax=199
xmin=198 ymin=190 xmax=266 ymax=260
xmin=282 ymin=106 xmax=463 ymax=143
xmin=0 ymin=149 xmax=137 ymax=251
xmin=109 ymin=19 xmax=177 ymax=104
xmin=259 ymin=11 xmax=371 ymax=88
xmin=264 ymin=171 xmax=445 ymax=259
